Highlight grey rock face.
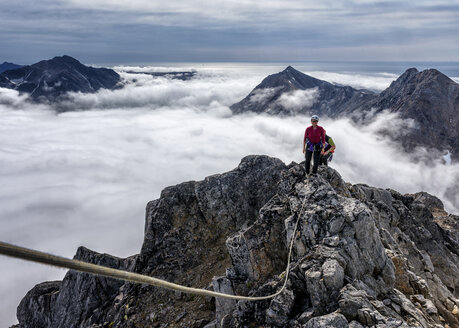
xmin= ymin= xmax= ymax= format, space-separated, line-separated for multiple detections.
xmin=15 ymin=156 xmax=459 ymax=328
xmin=322 ymin=259 xmax=344 ymax=291
xmin=212 ymin=276 xmax=236 ymax=325
xmin=16 ymin=281 xmax=61 ymax=328
xmin=303 ymin=312 xmax=348 ymax=328
xmin=0 ymin=55 xmax=120 ymax=102
xmin=265 ymin=288 xmax=295 ymax=326
xmin=17 ymin=247 xmax=135 ymax=328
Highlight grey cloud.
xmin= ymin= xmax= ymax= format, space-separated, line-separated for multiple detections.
xmin=1 ymin=0 xmax=458 ymax=62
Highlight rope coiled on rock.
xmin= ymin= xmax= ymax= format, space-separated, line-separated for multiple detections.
xmin=0 ymin=195 xmax=307 ymax=301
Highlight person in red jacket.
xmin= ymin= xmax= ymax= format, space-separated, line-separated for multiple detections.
xmin=302 ymin=115 xmax=325 ymax=175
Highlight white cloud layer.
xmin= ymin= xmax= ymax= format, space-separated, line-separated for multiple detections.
xmin=275 ymin=88 xmax=319 ymax=112
xmin=305 ymin=71 xmax=397 ymax=92
xmin=249 ymin=87 xmax=282 ymax=104
xmin=0 ymin=65 xmax=458 ymax=326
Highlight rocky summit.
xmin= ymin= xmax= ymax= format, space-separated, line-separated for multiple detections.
xmin=12 ymin=155 xmax=459 ymax=328
xmin=0 ymin=55 xmax=120 ymax=101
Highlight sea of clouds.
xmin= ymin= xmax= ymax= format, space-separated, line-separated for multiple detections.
xmin=0 ymin=64 xmax=458 ymax=326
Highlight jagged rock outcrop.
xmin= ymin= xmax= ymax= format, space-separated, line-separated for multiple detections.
xmin=16 ymin=247 xmax=136 ymax=328
xmin=14 ymin=155 xmax=459 ymax=328
xmin=0 ymin=55 xmax=120 ymax=101
xmin=230 ymin=66 xmax=375 ymax=116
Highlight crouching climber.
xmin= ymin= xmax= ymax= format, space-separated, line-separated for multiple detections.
xmin=303 ymin=115 xmax=325 ymax=175
xmin=320 ymin=134 xmax=336 ymax=166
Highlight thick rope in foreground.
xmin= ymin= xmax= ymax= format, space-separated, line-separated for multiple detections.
xmin=0 ymin=198 xmax=307 ymax=301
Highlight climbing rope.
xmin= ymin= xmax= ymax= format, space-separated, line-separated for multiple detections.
xmin=0 ymin=195 xmax=308 ymax=301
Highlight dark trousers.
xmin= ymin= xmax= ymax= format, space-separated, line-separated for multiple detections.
xmin=305 ymin=149 xmax=320 ymax=174
xmin=320 ymin=154 xmax=329 ymax=166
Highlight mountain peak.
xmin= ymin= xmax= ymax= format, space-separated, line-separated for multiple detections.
xmin=395 ymin=67 xmax=455 ymax=86
xmin=404 ymin=67 xmax=419 ymax=74
xmin=230 ymin=66 xmax=374 ymax=116
xmin=283 ymin=65 xmax=298 ymax=73
xmin=281 ymin=65 xmax=309 ymax=79
xmin=51 ymin=55 xmax=82 ymax=65
xmin=34 ymin=55 xmax=84 ymax=70
xmin=0 ymin=55 xmax=120 ymax=101
xmin=417 ymin=68 xmax=456 ymax=84
xmin=0 ymin=61 xmax=23 ymax=74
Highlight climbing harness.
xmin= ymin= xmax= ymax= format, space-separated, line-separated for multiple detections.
xmin=0 ymin=196 xmax=308 ymax=301
xmin=307 ymin=141 xmax=323 ymax=153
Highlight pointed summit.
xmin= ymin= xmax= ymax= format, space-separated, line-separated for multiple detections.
xmin=230 ymin=66 xmax=374 ymax=116
xmin=0 ymin=55 xmax=120 ymax=102
xmin=282 ymin=65 xmax=299 ymax=74
xmin=370 ymin=67 xmax=459 ymax=158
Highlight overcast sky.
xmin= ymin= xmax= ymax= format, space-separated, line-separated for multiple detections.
xmin=1 ymin=0 xmax=458 ymax=64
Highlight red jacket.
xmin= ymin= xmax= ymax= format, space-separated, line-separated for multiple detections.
xmin=304 ymin=125 xmax=325 ymax=144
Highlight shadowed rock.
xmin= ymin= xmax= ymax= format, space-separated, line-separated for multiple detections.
xmin=13 ymin=155 xmax=459 ymax=328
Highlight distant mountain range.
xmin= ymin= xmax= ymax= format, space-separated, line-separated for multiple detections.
xmin=0 ymin=56 xmax=199 ymax=101
xmin=231 ymin=66 xmax=459 ymax=160
xmin=0 ymin=55 xmax=120 ymax=101
xmin=125 ymin=70 xmax=196 ymax=81
xmin=0 ymin=61 xmax=23 ymax=73
xmin=1 ymin=57 xmax=457 ymax=160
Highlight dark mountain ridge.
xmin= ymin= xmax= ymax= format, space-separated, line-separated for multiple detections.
xmin=231 ymin=66 xmax=459 ymax=160
xmin=125 ymin=70 xmax=196 ymax=81
xmin=0 ymin=55 xmax=120 ymax=101
xmin=368 ymin=68 xmax=459 ymax=156
xmin=230 ymin=66 xmax=375 ymax=117
xmin=0 ymin=61 xmax=23 ymax=74
xmin=10 ymin=156 xmax=459 ymax=328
